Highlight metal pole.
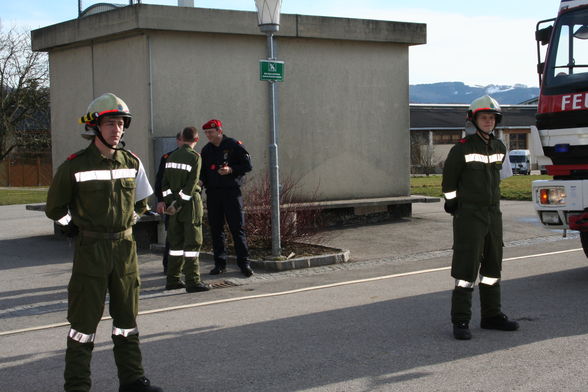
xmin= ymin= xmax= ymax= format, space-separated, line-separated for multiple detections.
xmin=266 ymin=32 xmax=281 ymax=257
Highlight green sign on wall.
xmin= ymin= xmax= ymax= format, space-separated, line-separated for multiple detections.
xmin=259 ymin=60 xmax=285 ymax=82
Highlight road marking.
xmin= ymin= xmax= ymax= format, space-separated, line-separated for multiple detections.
xmin=503 ymin=248 xmax=581 ymax=261
xmin=0 ymin=247 xmax=582 ymax=337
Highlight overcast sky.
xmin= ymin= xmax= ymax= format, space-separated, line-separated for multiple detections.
xmin=2 ymin=0 xmax=563 ymax=87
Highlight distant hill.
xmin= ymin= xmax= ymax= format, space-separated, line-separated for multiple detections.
xmin=409 ymin=82 xmax=539 ymax=104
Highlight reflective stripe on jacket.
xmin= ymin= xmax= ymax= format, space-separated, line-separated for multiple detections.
xmin=442 ymin=133 xmax=506 ymax=207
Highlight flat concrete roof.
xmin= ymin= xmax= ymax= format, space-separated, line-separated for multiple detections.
xmin=410 ymin=104 xmax=538 ymax=129
xmin=31 ymin=4 xmax=426 ymax=51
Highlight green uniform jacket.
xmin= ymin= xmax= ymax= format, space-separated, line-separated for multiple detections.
xmin=442 ymin=133 xmax=506 ymax=207
xmin=162 ymin=144 xmax=202 ymax=223
xmin=45 ymin=143 xmax=151 ymax=232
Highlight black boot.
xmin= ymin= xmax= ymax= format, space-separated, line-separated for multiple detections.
xmin=119 ymin=376 xmax=163 ymax=392
xmin=164 ymin=281 xmax=185 ymax=290
xmin=209 ymin=265 xmax=226 ymax=275
xmin=481 ymin=313 xmax=519 ymax=331
xmin=238 ymin=262 xmax=253 ymax=277
xmin=186 ymin=282 xmax=212 ymax=293
xmin=453 ymin=321 xmax=472 ymax=340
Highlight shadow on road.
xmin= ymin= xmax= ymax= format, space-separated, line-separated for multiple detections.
xmin=1 ymin=265 xmax=588 ymax=391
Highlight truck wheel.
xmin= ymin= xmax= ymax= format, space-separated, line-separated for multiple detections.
xmin=581 ymin=231 xmax=588 ymax=258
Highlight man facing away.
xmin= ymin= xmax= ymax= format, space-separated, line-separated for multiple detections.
xmin=161 ymin=126 xmax=211 ymax=293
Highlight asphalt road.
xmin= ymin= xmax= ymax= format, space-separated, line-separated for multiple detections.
xmin=1 ymin=201 xmax=587 ymax=391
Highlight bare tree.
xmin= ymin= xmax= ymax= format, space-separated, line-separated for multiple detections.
xmin=410 ymin=131 xmax=437 ymax=176
xmin=0 ymin=24 xmax=49 ymax=160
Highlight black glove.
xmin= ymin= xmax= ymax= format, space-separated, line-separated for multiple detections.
xmin=444 ymin=199 xmax=458 ymax=215
xmin=58 ymin=222 xmax=79 ymax=237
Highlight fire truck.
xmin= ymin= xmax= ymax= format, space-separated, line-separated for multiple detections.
xmin=531 ymin=0 xmax=588 ymax=255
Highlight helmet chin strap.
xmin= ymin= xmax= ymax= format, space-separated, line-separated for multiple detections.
xmin=94 ymin=129 xmax=126 ymax=150
xmin=473 ymin=121 xmax=493 ymax=142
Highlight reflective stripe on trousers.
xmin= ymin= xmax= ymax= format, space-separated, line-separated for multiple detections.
xmin=68 ymin=328 xmax=95 ymax=343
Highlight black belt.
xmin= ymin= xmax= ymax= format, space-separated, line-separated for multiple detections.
xmin=80 ymin=228 xmax=132 ymax=240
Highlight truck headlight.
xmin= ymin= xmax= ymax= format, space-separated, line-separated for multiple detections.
xmin=538 ymin=187 xmax=566 ymax=205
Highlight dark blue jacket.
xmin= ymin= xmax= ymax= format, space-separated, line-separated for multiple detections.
xmin=200 ymin=135 xmax=252 ymax=189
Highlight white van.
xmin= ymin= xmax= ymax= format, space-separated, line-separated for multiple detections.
xmin=509 ymin=149 xmax=531 ymax=175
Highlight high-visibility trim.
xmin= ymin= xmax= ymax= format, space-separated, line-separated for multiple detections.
xmin=111 ymin=168 xmax=137 ymax=179
xmin=74 ymin=169 xmax=137 ymax=182
xmin=169 ymin=249 xmax=184 ymax=256
xmin=464 ymin=153 xmax=504 ymax=164
xmin=444 ymin=191 xmax=457 ymax=200
xmin=184 ymin=251 xmax=200 ymax=258
xmin=68 ymin=328 xmax=95 ymax=343
xmin=455 ymin=279 xmax=475 ymax=288
xmin=162 ymin=189 xmax=172 ymax=197
xmin=479 ymin=275 xmax=500 ymax=286
xmin=179 ymin=190 xmax=192 ymax=201
xmin=75 ymin=170 xmax=110 ymax=182
xmin=489 ymin=153 xmax=504 ymax=163
xmin=112 ymin=326 xmax=138 ymax=337
xmin=57 ymin=214 xmax=72 ymax=226
xmin=165 ymin=162 xmax=193 ymax=172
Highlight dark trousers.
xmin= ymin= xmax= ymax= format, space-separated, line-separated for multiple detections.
xmin=65 ymin=232 xmax=143 ymax=391
xmin=206 ymin=187 xmax=249 ymax=267
xmin=162 ymin=215 xmax=170 ymax=270
xmin=450 ymin=205 xmax=503 ymax=323
xmin=451 ymin=205 xmax=502 ymax=282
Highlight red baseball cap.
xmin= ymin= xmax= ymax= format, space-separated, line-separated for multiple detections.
xmin=202 ymin=119 xmax=222 ymax=130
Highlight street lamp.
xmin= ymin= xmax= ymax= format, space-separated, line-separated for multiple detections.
xmin=255 ymin=0 xmax=282 ymax=257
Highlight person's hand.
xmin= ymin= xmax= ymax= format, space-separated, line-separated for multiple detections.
xmin=58 ymin=222 xmax=78 ymax=237
xmin=444 ymin=199 xmax=458 ymax=215
xmin=218 ymin=165 xmax=232 ymax=176
xmin=156 ymin=201 xmax=166 ymax=215
xmin=165 ymin=200 xmax=182 ymax=215
xmin=131 ymin=211 xmax=141 ymax=225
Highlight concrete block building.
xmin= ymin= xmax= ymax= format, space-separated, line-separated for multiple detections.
xmin=31 ymin=3 xmax=426 ymax=204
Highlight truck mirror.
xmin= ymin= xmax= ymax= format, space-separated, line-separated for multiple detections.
xmin=536 ymin=25 xmax=553 ymax=45
xmin=537 ymin=62 xmax=545 ymax=75
xmin=574 ymin=25 xmax=588 ymax=39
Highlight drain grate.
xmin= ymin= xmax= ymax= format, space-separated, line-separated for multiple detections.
xmin=208 ymin=280 xmax=239 ymax=289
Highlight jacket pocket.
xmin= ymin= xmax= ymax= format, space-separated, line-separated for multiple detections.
xmin=466 ymin=161 xmax=486 ymax=170
xmin=72 ymin=237 xmax=112 ymax=277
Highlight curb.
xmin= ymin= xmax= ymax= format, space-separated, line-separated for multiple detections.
xmin=250 ymin=250 xmax=351 ymax=272
xmin=150 ymin=243 xmax=351 ymax=272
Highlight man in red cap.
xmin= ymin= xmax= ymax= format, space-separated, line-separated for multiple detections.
xmin=200 ymin=119 xmax=254 ymax=277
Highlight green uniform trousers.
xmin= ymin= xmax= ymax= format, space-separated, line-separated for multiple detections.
xmin=64 ymin=231 xmax=143 ymax=392
xmin=451 ymin=205 xmax=503 ymax=323
xmin=166 ymin=194 xmax=203 ymax=287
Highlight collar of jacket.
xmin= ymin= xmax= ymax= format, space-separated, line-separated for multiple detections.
xmin=472 ymin=132 xmax=498 ymax=148
xmin=87 ymin=142 xmax=128 ymax=166
xmin=180 ymin=144 xmax=196 ymax=153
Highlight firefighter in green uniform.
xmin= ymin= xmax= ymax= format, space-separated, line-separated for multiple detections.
xmin=442 ymin=95 xmax=520 ymax=340
xmin=45 ymin=93 xmax=163 ymax=391
xmin=162 ymin=126 xmax=211 ymax=292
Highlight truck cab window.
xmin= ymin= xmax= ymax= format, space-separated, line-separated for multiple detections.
xmin=545 ymin=8 xmax=588 ymax=88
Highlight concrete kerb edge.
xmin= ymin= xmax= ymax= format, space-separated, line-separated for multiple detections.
xmin=150 ymin=244 xmax=351 ymax=272
xmin=249 ymin=249 xmax=351 ymax=272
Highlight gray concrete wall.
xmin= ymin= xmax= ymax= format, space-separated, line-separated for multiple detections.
xmin=279 ymin=38 xmax=410 ymax=198
xmin=48 ymin=35 xmax=151 ymax=173
xmin=33 ymin=4 xmax=425 ymax=201
xmin=148 ymin=31 xmax=264 ymax=176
